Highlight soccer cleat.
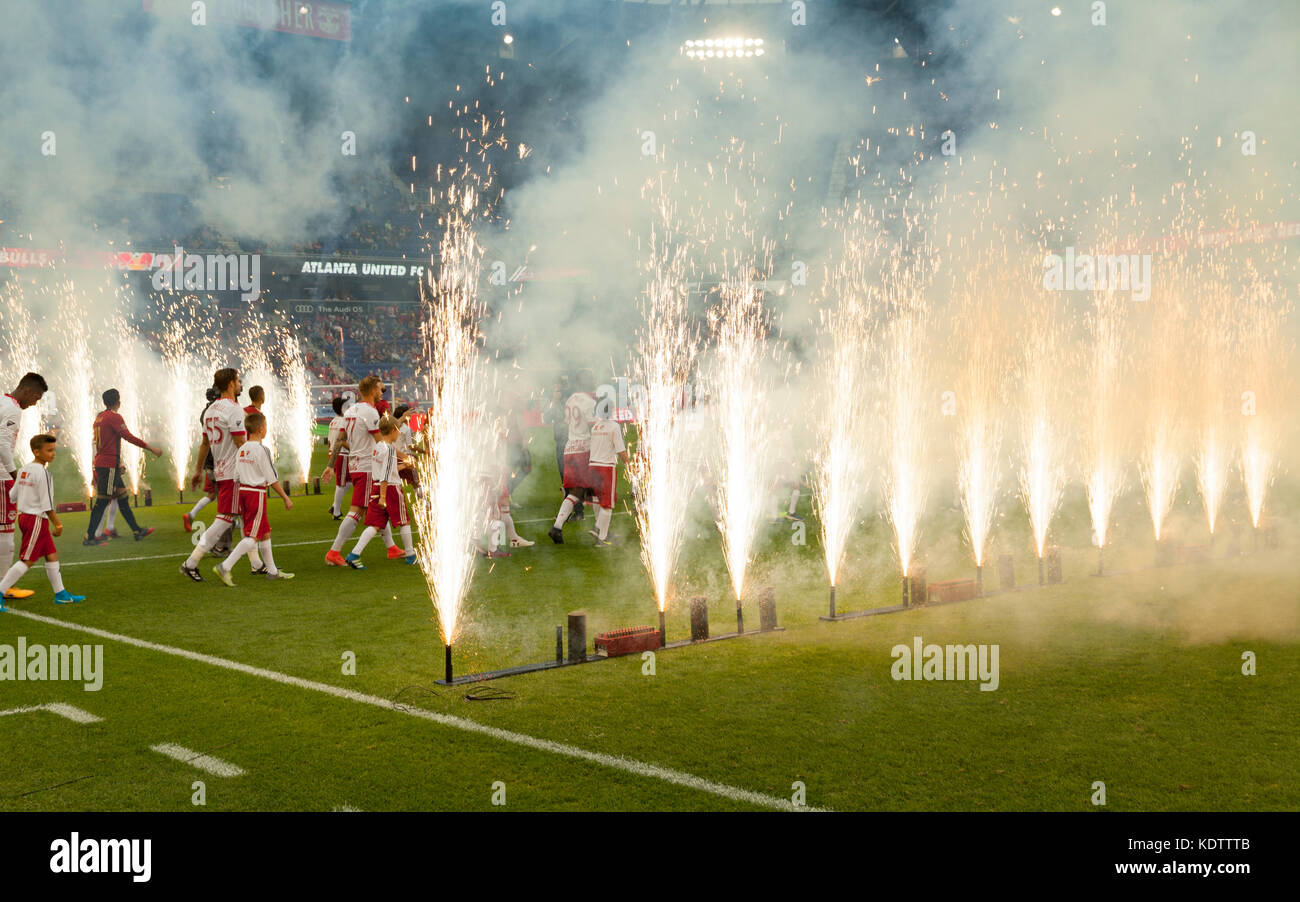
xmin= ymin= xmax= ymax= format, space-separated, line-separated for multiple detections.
xmin=265 ymin=571 xmax=295 ymax=580
xmin=486 ymin=549 xmax=512 ymax=559
xmin=4 ymin=588 xmax=35 ymax=600
xmin=548 ymin=526 xmax=564 ymax=544
xmin=405 ymin=554 xmax=417 ymax=565
xmin=213 ymin=564 xmax=235 ymax=587
xmin=82 ymin=536 xmax=109 ymax=547
xmin=251 ymin=565 xmax=268 ymax=575
xmin=134 ymin=527 xmax=155 ymax=541
xmin=781 ymin=512 xmax=804 ymax=522
xmin=324 ymin=550 xmax=347 ymax=567
xmin=592 ymin=538 xmax=613 ymax=548
xmin=53 ymin=590 xmax=85 ymax=604
xmin=180 ymin=563 xmax=205 ymax=582
xmin=386 ymin=545 xmax=405 ymax=560
xmin=182 ymin=513 xmax=193 ymax=533
xmin=344 ymin=553 xmax=366 ymax=570
xmin=105 ymin=529 xmax=120 ymax=539
xmin=509 ymin=537 xmax=535 ymax=548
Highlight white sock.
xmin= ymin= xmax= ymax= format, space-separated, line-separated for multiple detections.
xmin=45 ymin=560 xmax=64 ymax=594
xmin=249 ymin=546 xmax=263 ymax=568
xmin=186 ymin=519 xmax=232 ymax=567
xmin=553 ymin=497 xmax=576 ymax=529
xmin=400 ymin=525 xmax=413 ymax=556
xmin=0 ymin=560 xmax=29 ymax=593
xmin=257 ymin=540 xmax=278 ymax=575
xmin=383 ymin=523 xmax=395 ymax=549
xmin=104 ymin=499 xmax=119 ymax=532
xmin=487 ymin=526 xmax=500 ymax=553
xmin=788 ymin=487 xmax=800 ymax=515
xmin=0 ymin=531 xmax=14 ymax=567
xmin=189 ymin=495 xmax=212 ymax=519
xmin=221 ymin=537 xmax=257 ymax=572
xmin=331 ymin=485 xmax=347 ymax=515
xmin=596 ymin=507 xmax=612 ymax=540
xmin=331 ymin=512 xmax=360 ymax=552
xmin=503 ymin=513 xmax=521 ymax=541
xmin=352 ymin=526 xmax=378 ymax=556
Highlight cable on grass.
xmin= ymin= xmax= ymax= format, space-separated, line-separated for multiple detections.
xmin=463 ymin=685 xmax=515 ymax=701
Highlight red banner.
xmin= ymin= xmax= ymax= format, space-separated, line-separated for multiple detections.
xmin=142 ymin=0 xmax=351 ymax=42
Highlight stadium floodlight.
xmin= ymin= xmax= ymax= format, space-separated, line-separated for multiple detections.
xmin=680 ymin=36 xmax=768 ymax=62
xmin=503 ymin=33 xmax=514 ymax=44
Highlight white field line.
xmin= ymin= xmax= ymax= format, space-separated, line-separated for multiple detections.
xmin=0 ymin=702 xmax=102 ymax=724
xmin=150 ymin=742 xmax=246 ymax=777
xmin=58 ymin=512 xmax=630 ymax=568
xmin=4 ymin=608 xmax=821 ymax=812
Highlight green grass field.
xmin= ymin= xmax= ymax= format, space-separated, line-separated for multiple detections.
xmin=2 ymin=428 xmax=1297 ymax=811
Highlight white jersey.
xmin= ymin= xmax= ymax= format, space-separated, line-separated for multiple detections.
xmin=13 ymin=463 xmax=53 ymax=516
xmin=0 ymin=393 xmax=24 ymax=475
xmin=235 ymin=440 xmax=279 ymax=488
xmin=202 ymin=398 xmax=246 ymax=481
xmin=563 ymin=392 xmax=598 ymax=454
xmin=370 ymin=443 xmax=400 ymax=485
xmin=589 ymin=419 xmax=626 ymax=467
xmin=344 ymin=402 xmax=381 ymax=474
xmin=328 ymin=415 xmax=348 ymax=451
xmin=395 ymin=422 xmax=415 ymax=455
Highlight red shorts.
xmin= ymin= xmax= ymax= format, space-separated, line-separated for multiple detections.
xmin=590 ymin=464 xmax=617 ymax=509
xmin=17 ymin=513 xmax=55 ymax=561
xmin=365 ymin=484 xmax=408 ymax=529
xmin=562 ymin=451 xmax=593 ymax=491
xmin=349 ymin=469 xmax=370 ymax=509
xmin=0 ymin=479 xmax=14 ymax=533
xmin=333 ymin=453 xmax=349 ymax=483
xmin=216 ymin=479 xmax=237 ymax=519
xmin=203 ymin=471 xmax=216 ymax=495
xmin=238 ymin=488 xmax=272 ymax=540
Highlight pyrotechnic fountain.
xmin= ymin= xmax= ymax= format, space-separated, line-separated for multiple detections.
xmin=953 ymin=289 xmax=1005 ymax=594
xmin=1016 ymin=290 xmax=1072 ymax=585
xmin=277 ymin=329 xmax=315 ymax=493
xmin=708 ymin=261 xmax=779 ymax=634
xmin=1084 ymin=291 xmax=1129 ymax=575
xmin=0 ymin=287 xmax=44 ymax=466
xmin=54 ymin=295 xmax=96 ymax=498
xmin=1138 ymin=296 xmax=1184 ymax=549
xmin=881 ymin=287 xmax=932 ymax=605
xmin=1192 ymin=282 xmax=1233 ymax=539
xmin=160 ymin=319 xmax=207 ymax=497
xmin=415 ymin=180 xmax=496 ymax=685
xmin=1238 ymin=283 xmax=1288 ymax=537
xmin=626 ymin=192 xmax=700 ymax=642
xmin=811 ymin=223 xmax=875 ymax=618
xmin=112 ymin=316 xmax=146 ymax=496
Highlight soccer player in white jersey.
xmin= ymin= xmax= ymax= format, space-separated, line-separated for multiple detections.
xmin=0 ymin=433 xmax=85 ymax=607
xmin=344 ymin=415 xmax=416 ymax=568
xmin=586 ymin=401 xmax=628 ymax=547
xmin=325 ymin=376 xmax=399 ymax=565
xmin=0 ymin=372 xmax=47 ymax=602
xmin=180 ymin=368 xmax=248 ymax=581
xmin=548 ymin=369 xmax=599 ymax=544
xmin=213 ymin=411 xmax=295 ymax=585
xmin=322 ymin=396 xmax=351 ymax=519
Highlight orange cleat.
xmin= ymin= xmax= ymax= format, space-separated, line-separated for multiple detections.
xmin=324 ymin=550 xmax=347 ymax=567
xmin=182 ymin=513 xmax=193 ymax=533
xmin=386 ymin=546 xmax=405 ymax=560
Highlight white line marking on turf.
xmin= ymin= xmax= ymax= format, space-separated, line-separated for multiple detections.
xmin=0 ymin=702 xmax=102 ymax=724
xmin=59 ymin=513 xmax=629 ymax=568
xmin=150 ymin=742 xmax=246 ymax=777
xmin=6 ymin=608 xmax=820 ymax=812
